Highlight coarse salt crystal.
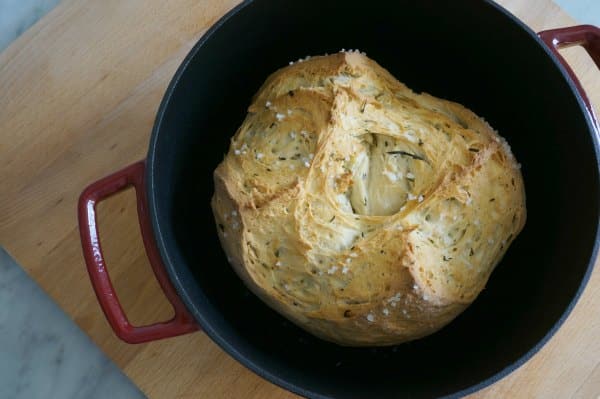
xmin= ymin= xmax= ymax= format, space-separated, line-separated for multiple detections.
xmin=287 ymin=109 xmax=292 ymax=115
xmin=342 ymin=266 xmax=349 ymax=274
xmin=382 ymin=308 xmax=390 ymax=316
xmin=304 ymin=161 xmax=311 ymax=168
xmin=276 ymin=113 xmax=285 ymax=121
xmin=234 ymin=149 xmax=241 ymax=155
xmin=407 ymin=193 xmax=417 ymax=201
xmin=406 ymin=172 xmax=415 ymax=179
xmin=418 ymin=195 xmax=424 ymax=203
xmin=387 ymin=293 xmax=402 ymax=303
xmin=466 ymin=197 xmax=473 ymax=206
xmin=290 ymin=131 xmax=296 ymax=139
xmin=366 ymin=313 xmax=375 ymax=322
xmin=383 ymin=170 xmax=398 ymax=182
xmin=275 ymin=261 xmax=282 ymax=267
xmin=488 ymin=238 xmax=495 ymax=245
xmin=265 ymin=100 xmax=272 ymax=107
xmin=349 ymin=252 xmax=358 ymax=258
xmin=231 ymin=210 xmax=238 ymax=217
xmin=256 ymin=153 xmax=264 ymax=160
xmin=327 ymin=266 xmax=338 ymax=274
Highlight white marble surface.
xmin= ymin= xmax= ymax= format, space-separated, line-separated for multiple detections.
xmin=555 ymin=0 xmax=600 ymax=26
xmin=0 ymin=0 xmax=61 ymax=51
xmin=0 ymin=248 xmax=145 ymax=399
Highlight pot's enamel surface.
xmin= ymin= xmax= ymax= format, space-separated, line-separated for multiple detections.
xmin=145 ymin=1 xmax=600 ymax=397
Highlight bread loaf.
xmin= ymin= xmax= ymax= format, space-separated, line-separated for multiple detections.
xmin=211 ymin=52 xmax=526 ymax=346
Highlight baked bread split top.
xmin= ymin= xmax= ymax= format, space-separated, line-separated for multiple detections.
xmin=212 ymin=52 xmax=526 ymax=346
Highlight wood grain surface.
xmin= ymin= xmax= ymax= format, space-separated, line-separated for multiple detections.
xmin=0 ymin=0 xmax=598 ymax=398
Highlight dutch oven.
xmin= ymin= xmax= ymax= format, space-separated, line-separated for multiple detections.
xmin=78 ymin=1 xmax=600 ymax=398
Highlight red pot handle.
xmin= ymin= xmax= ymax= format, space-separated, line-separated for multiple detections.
xmin=78 ymin=160 xmax=199 ymax=343
xmin=538 ymin=25 xmax=600 ymax=129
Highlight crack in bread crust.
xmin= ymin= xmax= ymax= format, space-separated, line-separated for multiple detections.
xmin=212 ymin=52 xmax=526 ymax=346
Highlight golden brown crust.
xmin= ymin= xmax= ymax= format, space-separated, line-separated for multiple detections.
xmin=211 ymin=52 xmax=526 ymax=346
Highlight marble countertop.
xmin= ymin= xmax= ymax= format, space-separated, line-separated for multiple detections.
xmin=0 ymin=1 xmax=597 ymax=398
xmin=0 ymin=248 xmax=144 ymax=399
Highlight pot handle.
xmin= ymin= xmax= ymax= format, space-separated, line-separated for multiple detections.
xmin=78 ymin=160 xmax=198 ymax=343
xmin=538 ymin=25 xmax=600 ymax=129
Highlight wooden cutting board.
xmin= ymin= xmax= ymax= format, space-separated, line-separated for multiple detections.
xmin=1 ymin=0 xmax=598 ymax=398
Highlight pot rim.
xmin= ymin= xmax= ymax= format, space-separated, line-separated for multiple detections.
xmin=146 ymin=1 xmax=600 ymax=398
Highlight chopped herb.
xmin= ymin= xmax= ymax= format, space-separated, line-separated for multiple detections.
xmin=288 ymin=90 xmax=295 ymax=97
xmin=278 ymin=157 xmax=287 ymax=161
xmin=384 ymin=140 xmax=389 ymax=147
xmin=344 ymin=310 xmax=353 ymax=317
xmin=270 ymin=122 xmax=276 ymax=128
xmin=360 ymin=100 xmax=367 ymax=113
xmin=266 ymin=168 xmax=272 ymax=172
xmin=329 ymin=215 xmax=336 ymax=223
xmin=386 ymin=150 xmax=426 ymax=161
xmin=469 ymin=148 xmax=480 ymax=153
xmin=418 ymin=139 xmax=424 ymax=146
xmin=275 ymin=249 xmax=280 ymax=257
xmin=442 ymin=255 xmax=452 ymax=261
xmin=361 ymin=232 xmax=365 ymax=238
xmin=469 ymin=248 xmax=474 ymax=256
xmin=489 ymin=198 xmax=495 ymax=202
xmin=363 ymin=197 xmax=367 ymax=206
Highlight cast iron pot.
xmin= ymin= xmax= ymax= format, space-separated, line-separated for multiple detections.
xmin=78 ymin=1 xmax=600 ymax=398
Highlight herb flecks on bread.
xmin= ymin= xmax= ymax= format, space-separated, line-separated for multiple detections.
xmin=212 ymin=52 xmax=526 ymax=346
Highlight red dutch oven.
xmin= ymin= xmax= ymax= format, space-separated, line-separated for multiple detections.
xmin=79 ymin=1 xmax=600 ymax=398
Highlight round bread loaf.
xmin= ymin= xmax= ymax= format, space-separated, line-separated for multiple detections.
xmin=211 ymin=52 xmax=526 ymax=346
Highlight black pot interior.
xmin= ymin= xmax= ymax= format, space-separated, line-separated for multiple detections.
xmin=148 ymin=1 xmax=599 ymax=398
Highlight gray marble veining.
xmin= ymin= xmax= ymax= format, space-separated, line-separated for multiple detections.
xmin=0 ymin=248 xmax=146 ymax=399
xmin=0 ymin=0 xmax=61 ymax=51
